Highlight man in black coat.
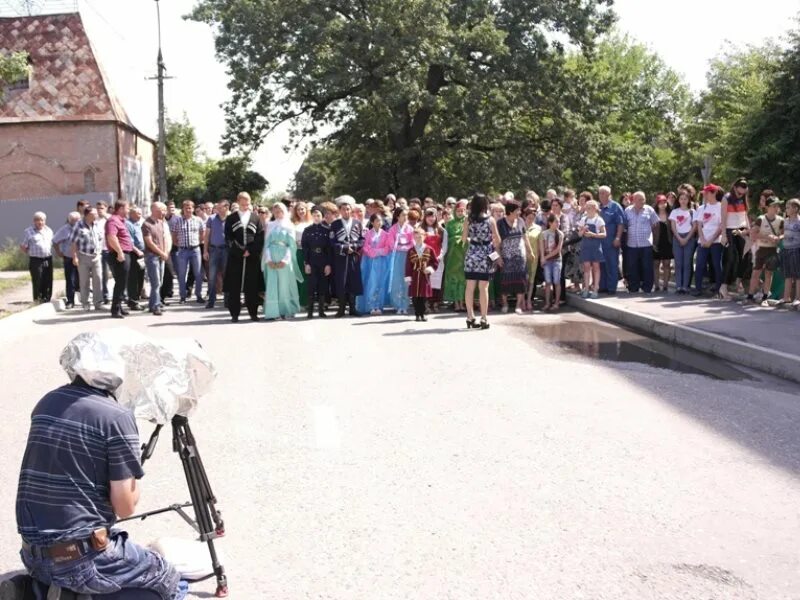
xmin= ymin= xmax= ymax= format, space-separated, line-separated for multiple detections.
xmin=302 ymin=205 xmax=333 ymax=318
xmin=223 ymin=192 xmax=264 ymax=322
xmin=329 ymin=196 xmax=364 ymax=317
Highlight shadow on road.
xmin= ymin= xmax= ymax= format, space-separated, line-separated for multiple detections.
xmin=383 ymin=327 xmax=463 ymax=336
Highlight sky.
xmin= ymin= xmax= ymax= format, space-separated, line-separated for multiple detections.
xmin=67 ymin=0 xmax=800 ymax=194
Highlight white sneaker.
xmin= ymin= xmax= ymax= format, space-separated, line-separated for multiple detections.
xmin=501 ymin=305 xmax=509 ymax=314
xmin=514 ymin=307 xmax=523 ymax=315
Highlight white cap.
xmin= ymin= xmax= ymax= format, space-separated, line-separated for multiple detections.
xmin=335 ymin=195 xmax=356 ymax=207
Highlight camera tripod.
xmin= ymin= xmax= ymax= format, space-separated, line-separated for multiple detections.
xmin=119 ymin=415 xmax=228 ymax=597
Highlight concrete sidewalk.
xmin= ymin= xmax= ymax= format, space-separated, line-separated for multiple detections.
xmin=567 ymin=291 xmax=800 ymax=384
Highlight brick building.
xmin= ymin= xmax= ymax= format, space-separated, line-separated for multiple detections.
xmin=0 ymin=12 xmax=155 ymax=241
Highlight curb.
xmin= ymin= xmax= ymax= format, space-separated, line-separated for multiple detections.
xmin=0 ymin=301 xmax=57 ymax=344
xmin=566 ymin=293 xmax=800 ymax=384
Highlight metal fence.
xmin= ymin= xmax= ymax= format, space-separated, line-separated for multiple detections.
xmin=0 ymin=192 xmax=115 ymax=242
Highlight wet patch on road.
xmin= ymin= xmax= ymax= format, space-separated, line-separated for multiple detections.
xmin=517 ymin=318 xmax=752 ymax=381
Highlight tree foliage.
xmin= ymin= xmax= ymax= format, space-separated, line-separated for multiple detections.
xmin=164 ymin=115 xmax=209 ymax=201
xmin=561 ymin=34 xmax=692 ymax=194
xmin=162 ymin=115 xmax=268 ymax=202
xmin=741 ymin=28 xmax=800 ymax=198
xmin=689 ymin=45 xmax=780 ymax=188
xmin=0 ymin=51 xmax=30 ymax=101
xmin=191 ymin=0 xmax=614 ymax=196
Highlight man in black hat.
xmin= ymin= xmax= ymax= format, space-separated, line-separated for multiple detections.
xmin=223 ymin=192 xmax=265 ymax=322
xmin=329 ymin=196 xmax=364 ymax=317
xmin=302 ymin=205 xmax=333 ymax=318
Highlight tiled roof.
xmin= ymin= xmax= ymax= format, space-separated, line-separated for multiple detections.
xmin=0 ymin=12 xmax=140 ymax=131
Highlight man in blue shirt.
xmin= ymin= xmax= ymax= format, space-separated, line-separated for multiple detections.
xmin=597 ymin=186 xmax=625 ymax=294
xmin=203 ymin=200 xmax=230 ymax=309
xmin=52 ymin=211 xmax=81 ymax=308
xmin=125 ymin=205 xmax=147 ymax=311
xmin=10 ymin=376 xmax=185 ymax=599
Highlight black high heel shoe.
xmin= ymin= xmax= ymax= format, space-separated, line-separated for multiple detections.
xmin=480 ymin=318 xmax=490 ymax=330
xmin=466 ymin=318 xmax=477 ymax=329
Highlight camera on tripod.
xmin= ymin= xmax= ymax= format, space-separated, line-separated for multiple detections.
xmin=60 ymin=329 xmax=228 ymax=598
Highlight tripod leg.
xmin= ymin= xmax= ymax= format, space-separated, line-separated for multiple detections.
xmin=173 ymin=417 xmax=228 ymax=597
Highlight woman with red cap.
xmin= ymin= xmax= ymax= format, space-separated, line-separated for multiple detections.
xmin=652 ymin=194 xmax=673 ymax=291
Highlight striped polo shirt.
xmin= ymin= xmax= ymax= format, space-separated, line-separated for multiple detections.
xmin=16 ymin=382 xmax=144 ymax=546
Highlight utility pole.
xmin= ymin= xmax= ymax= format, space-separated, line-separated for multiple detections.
xmin=148 ymin=0 xmax=170 ymax=203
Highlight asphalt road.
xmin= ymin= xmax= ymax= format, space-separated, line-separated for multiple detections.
xmin=0 ymin=304 xmax=798 ymax=599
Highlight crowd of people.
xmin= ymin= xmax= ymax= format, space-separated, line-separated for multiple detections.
xmin=18 ymin=178 xmax=800 ymax=328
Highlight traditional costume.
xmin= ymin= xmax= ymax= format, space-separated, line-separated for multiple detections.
xmin=406 ymin=242 xmax=439 ymax=321
xmin=387 ymin=222 xmax=414 ymax=313
xmin=263 ymin=214 xmax=302 ymax=320
xmin=357 ymin=227 xmax=392 ymax=314
xmin=224 ymin=210 xmax=264 ymax=321
xmin=330 ymin=199 xmax=365 ymax=316
xmin=424 ymin=226 xmax=447 ymax=302
xmin=443 ymin=211 xmax=467 ymax=303
xmin=302 ymin=220 xmax=332 ymax=317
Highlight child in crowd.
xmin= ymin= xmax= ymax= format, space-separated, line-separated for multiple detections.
xmin=668 ymin=190 xmax=696 ymax=294
xmin=539 ymin=214 xmax=564 ymax=311
xmin=778 ymin=198 xmax=800 ymax=310
xmin=578 ymin=200 xmax=606 ymax=299
xmin=405 ymin=227 xmax=439 ymax=322
xmin=745 ymin=197 xmax=784 ymax=305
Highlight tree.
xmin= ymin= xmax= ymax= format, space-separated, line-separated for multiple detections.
xmin=191 ymin=0 xmax=614 ymax=196
xmin=161 ymin=115 xmax=269 ymax=202
xmin=0 ymin=51 xmax=29 ymax=101
xmin=204 ymin=156 xmax=269 ymax=203
xmin=741 ymin=28 xmax=800 ymax=198
xmin=688 ymin=45 xmax=780 ymax=189
xmin=560 ymin=34 xmax=692 ymax=195
xmin=163 ymin=115 xmax=209 ymax=201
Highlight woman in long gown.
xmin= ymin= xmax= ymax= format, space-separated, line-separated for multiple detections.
xmin=524 ymin=207 xmax=542 ymax=311
xmin=422 ymin=208 xmax=447 ymax=312
xmin=387 ymin=207 xmax=414 ymax=314
xmin=292 ymin=201 xmax=312 ymax=306
xmin=443 ymin=199 xmax=468 ymax=311
xmin=357 ymin=214 xmax=392 ymax=314
xmin=262 ymin=202 xmax=303 ymax=319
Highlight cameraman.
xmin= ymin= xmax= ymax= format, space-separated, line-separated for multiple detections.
xmin=8 ymin=375 xmax=186 ymax=599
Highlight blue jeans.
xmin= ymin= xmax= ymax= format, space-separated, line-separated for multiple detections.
xmin=543 ymin=261 xmax=562 ymax=284
xmin=599 ymin=239 xmax=620 ymax=292
xmin=207 ymin=246 xmax=228 ymax=305
xmin=695 ymin=242 xmax=723 ymax=293
xmin=175 ymin=247 xmax=203 ymax=301
xmin=63 ymin=257 xmax=79 ymax=305
xmin=625 ymin=246 xmax=654 ymax=292
xmin=145 ymin=253 xmax=165 ymax=311
xmin=672 ymin=237 xmax=696 ymax=290
xmin=22 ymin=531 xmax=185 ymax=600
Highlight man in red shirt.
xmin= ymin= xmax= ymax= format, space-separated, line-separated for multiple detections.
xmin=105 ymin=200 xmax=134 ymax=318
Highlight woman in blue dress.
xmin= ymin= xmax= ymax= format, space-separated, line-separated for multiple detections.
xmin=262 ymin=202 xmax=303 ymax=319
xmin=578 ymin=199 xmax=607 ymax=299
xmin=356 ymin=214 xmax=392 ymax=314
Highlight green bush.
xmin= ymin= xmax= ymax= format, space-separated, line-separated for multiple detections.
xmin=0 ymin=238 xmax=29 ymax=271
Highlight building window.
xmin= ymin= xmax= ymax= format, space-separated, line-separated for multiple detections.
xmin=84 ymin=168 xmax=96 ymax=193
